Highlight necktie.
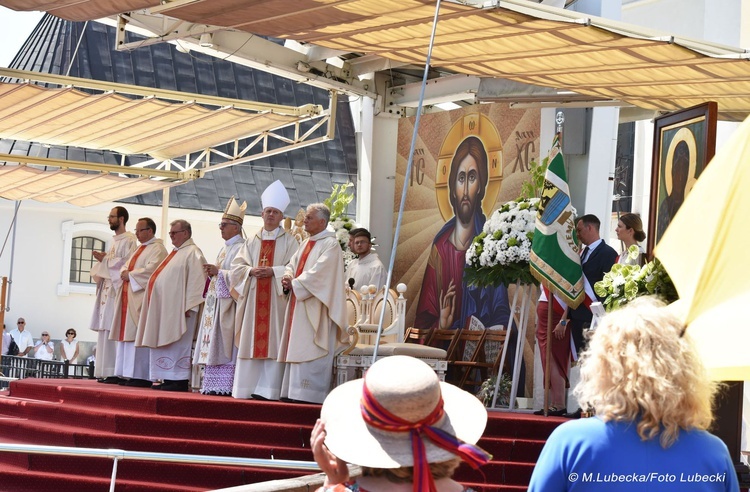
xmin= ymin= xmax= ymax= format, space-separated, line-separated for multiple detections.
xmin=581 ymin=246 xmax=590 ymax=263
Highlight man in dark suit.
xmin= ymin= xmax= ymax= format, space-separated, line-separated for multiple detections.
xmin=564 ymin=214 xmax=617 ymax=418
xmin=568 ymin=214 xmax=618 ymax=352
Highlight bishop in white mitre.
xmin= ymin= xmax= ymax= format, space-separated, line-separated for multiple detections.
xmin=230 ymin=180 xmax=299 ymax=400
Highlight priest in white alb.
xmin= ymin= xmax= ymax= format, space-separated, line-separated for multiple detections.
xmin=279 ymin=203 xmax=349 ymax=404
xmin=344 ymin=228 xmax=387 ymax=291
xmin=230 ymin=181 xmax=299 ymax=400
xmin=193 ymin=197 xmax=246 ymax=396
xmin=136 ymin=219 xmax=207 ymax=392
xmin=90 ymin=206 xmax=138 ymax=383
xmin=109 ymin=217 xmax=168 ymax=387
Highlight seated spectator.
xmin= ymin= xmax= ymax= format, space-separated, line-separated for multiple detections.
xmin=34 ymin=332 xmax=54 ymax=361
xmin=528 ymin=297 xmax=738 ymax=491
xmin=311 ymin=355 xmax=491 ymax=491
xmin=60 ymin=328 xmax=79 ymax=364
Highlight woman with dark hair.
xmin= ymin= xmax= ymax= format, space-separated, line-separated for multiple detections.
xmin=614 ymin=213 xmax=646 ymax=265
xmin=311 ymin=355 xmax=491 ymax=491
xmin=60 ymin=328 xmax=79 ymax=364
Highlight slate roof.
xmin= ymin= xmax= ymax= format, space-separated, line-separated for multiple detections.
xmin=0 ymin=14 xmax=358 ymax=214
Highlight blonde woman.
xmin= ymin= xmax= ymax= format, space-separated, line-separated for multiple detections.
xmin=614 ymin=213 xmax=646 ymax=266
xmin=528 ymin=298 xmax=737 ymax=491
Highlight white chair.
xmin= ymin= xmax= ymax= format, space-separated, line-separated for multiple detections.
xmin=335 ymin=284 xmax=448 ymax=386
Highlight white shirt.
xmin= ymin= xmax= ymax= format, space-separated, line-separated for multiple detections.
xmin=34 ymin=340 xmax=54 ymax=361
xmin=9 ymin=328 xmax=33 ymax=357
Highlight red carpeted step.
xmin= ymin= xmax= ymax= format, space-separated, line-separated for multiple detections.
xmin=8 ymin=379 xmax=321 ymax=424
xmin=0 ymin=417 xmax=313 ymax=462
xmin=11 ymin=454 xmax=304 ymax=489
xmin=0 ymin=396 xmax=316 ymax=449
xmin=477 ymin=436 xmax=546 ymax=462
xmin=0 ymin=462 xmax=206 ymax=492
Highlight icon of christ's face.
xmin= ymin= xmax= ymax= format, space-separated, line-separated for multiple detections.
xmin=453 ymin=154 xmax=480 ymax=225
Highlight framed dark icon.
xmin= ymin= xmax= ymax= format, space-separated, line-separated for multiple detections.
xmin=647 ymin=102 xmax=717 ymax=255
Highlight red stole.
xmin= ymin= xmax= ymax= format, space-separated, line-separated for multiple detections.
xmin=284 ymin=240 xmax=316 ymax=358
xmin=147 ymin=249 xmax=177 ymax=303
xmin=118 ymin=244 xmax=147 ymax=341
xmin=252 ymin=239 xmax=276 ymax=358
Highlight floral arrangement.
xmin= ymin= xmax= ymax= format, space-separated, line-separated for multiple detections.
xmin=594 ymin=246 xmax=679 ymax=312
xmin=324 ymin=183 xmax=360 ymax=268
xmin=477 ymin=373 xmax=511 ymax=407
xmin=464 ymin=197 xmax=540 ymax=288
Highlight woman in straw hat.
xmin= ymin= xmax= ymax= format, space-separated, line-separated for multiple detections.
xmin=311 ymin=355 xmax=491 ymax=491
xmin=528 ymin=297 xmax=738 ymax=491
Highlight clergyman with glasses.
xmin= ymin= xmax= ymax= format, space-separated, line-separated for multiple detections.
xmin=108 ymin=217 xmax=168 ymax=387
xmin=135 ymin=219 xmax=207 ymax=392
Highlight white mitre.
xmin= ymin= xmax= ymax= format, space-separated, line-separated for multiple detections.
xmin=223 ymin=196 xmax=247 ymax=225
xmin=261 ymin=180 xmax=290 ymax=213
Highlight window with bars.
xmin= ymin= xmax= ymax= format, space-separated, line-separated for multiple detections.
xmin=69 ymin=236 xmax=106 ymax=284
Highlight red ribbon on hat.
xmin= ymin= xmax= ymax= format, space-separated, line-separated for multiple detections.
xmin=360 ymin=377 xmax=492 ymax=492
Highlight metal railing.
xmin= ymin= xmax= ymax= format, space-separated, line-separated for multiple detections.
xmin=0 ymin=443 xmax=320 ymax=492
xmin=0 ymin=355 xmax=94 ymax=388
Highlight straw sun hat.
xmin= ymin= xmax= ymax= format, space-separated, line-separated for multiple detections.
xmin=320 ymin=355 xmax=489 ymax=469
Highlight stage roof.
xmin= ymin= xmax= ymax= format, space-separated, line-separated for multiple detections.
xmin=3 ymin=0 xmax=750 ymax=120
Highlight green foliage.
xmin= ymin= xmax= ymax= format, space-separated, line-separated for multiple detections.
xmin=463 ymin=261 xmax=538 ymax=289
xmin=324 ymin=183 xmax=354 ymax=220
xmin=594 ymin=251 xmax=679 ymax=312
xmin=477 ymin=373 xmax=512 ymax=407
xmin=520 ymin=156 xmax=549 ymax=199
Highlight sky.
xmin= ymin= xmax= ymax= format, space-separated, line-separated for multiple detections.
xmin=0 ymin=7 xmax=44 ymax=67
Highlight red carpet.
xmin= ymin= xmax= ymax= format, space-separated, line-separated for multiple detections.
xmin=0 ymin=379 xmax=564 ymax=491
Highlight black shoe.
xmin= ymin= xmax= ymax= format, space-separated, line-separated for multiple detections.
xmin=101 ymin=376 xmax=124 ymax=385
xmin=125 ymin=379 xmax=153 ymax=388
xmin=563 ymin=408 xmax=583 ymax=419
xmin=160 ymin=379 xmax=189 ymax=392
xmin=96 ymin=378 xmax=106 ymax=383
xmin=251 ymin=394 xmax=269 ymax=401
xmin=533 ymin=407 xmax=566 ymax=417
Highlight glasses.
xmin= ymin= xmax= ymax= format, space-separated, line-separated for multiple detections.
xmin=42 ymin=334 xmax=49 ymax=337
xmin=168 ymin=230 xmax=187 ymax=236
xmin=218 ymin=222 xmax=236 ymax=228
xmin=66 ymin=333 xmax=74 ymax=336
xmin=135 ymin=228 xmax=151 ymax=233
xmin=17 ymin=321 xmax=25 ymax=325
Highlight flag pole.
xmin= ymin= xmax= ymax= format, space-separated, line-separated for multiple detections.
xmin=372 ymin=0 xmax=442 ymax=362
xmin=542 ymin=112 xmax=565 ymax=417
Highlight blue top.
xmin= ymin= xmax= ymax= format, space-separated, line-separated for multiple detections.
xmin=528 ymin=417 xmax=739 ymax=492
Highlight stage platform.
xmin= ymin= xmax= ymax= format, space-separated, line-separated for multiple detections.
xmin=0 ymin=378 xmax=564 ymax=491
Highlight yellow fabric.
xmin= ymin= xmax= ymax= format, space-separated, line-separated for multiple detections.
xmin=655 ymin=115 xmax=750 ymax=380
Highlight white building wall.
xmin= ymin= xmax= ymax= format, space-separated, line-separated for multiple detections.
xmin=623 ymin=0 xmax=743 ymax=46
xmin=0 ymin=199 xmax=262 ymax=342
